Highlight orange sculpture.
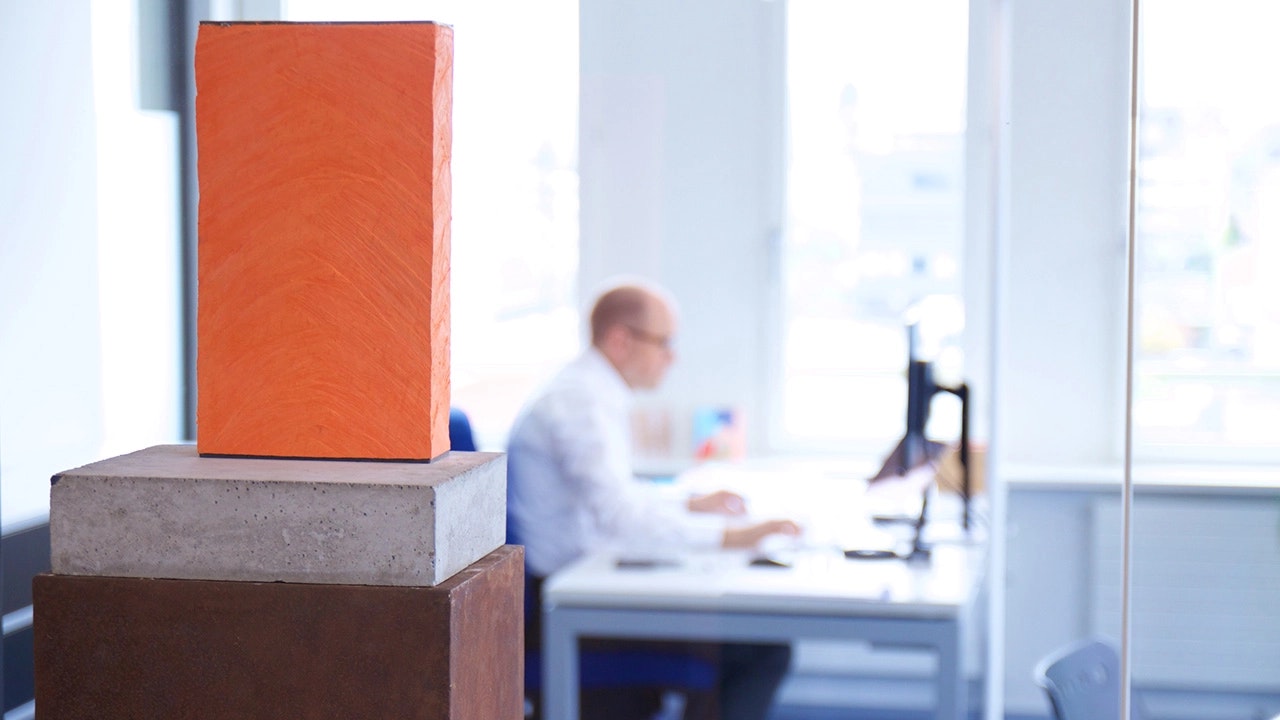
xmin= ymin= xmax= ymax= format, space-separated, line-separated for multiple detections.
xmin=195 ymin=22 xmax=453 ymax=460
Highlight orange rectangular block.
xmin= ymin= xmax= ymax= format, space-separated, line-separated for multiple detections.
xmin=195 ymin=22 xmax=453 ymax=460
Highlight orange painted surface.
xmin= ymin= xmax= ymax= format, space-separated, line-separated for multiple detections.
xmin=195 ymin=22 xmax=453 ymax=460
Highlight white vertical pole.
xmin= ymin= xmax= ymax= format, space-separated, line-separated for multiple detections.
xmin=982 ymin=0 xmax=1012 ymax=718
xmin=1121 ymin=0 xmax=1141 ymax=717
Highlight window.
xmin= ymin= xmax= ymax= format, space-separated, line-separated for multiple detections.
xmin=283 ymin=0 xmax=580 ymax=449
xmin=780 ymin=0 xmax=970 ymax=453
xmin=1134 ymin=0 xmax=1280 ymax=458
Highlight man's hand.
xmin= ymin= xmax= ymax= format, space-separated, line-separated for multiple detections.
xmin=721 ymin=519 xmax=802 ymax=549
xmin=687 ymin=490 xmax=748 ymax=516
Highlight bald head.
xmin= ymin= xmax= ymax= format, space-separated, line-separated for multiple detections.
xmin=589 ymin=283 xmax=677 ymax=389
xmin=590 ymin=286 xmax=661 ymax=346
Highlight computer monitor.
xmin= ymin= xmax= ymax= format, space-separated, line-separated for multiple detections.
xmin=870 ymin=322 xmax=973 ymax=532
xmin=903 ymin=355 xmax=937 ymax=472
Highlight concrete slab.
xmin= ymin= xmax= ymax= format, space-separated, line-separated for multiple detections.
xmin=50 ymin=445 xmax=505 ymax=587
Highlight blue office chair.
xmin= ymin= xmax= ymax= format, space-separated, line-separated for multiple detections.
xmin=449 ymin=408 xmax=478 ymax=451
xmin=505 ymin=453 xmax=717 ymax=719
xmin=1034 ymin=638 xmax=1143 ymax=720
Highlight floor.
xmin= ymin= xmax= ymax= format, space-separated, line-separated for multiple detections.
xmin=768 ymin=708 xmax=998 ymax=720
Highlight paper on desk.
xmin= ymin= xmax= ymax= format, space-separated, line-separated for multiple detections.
xmin=862 ymin=464 xmax=933 ymax=519
xmin=746 ymin=517 xmax=893 ymax=554
xmin=675 ymin=459 xmax=929 ymax=558
xmin=727 ymin=550 xmax=915 ymax=602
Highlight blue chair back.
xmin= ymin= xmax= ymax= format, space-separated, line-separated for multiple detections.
xmin=448 ymin=408 xmax=477 ymax=451
xmin=1035 ymin=638 xmax=1127 ymax=720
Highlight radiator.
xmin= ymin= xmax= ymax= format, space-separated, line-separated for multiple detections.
xmin=1091 ymin=494 xmax=1280 ymax=691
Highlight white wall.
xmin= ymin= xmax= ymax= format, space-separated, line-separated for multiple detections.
xmin=0 ymin=1 xmax=183 ymax=529
xmin=995 ymin=0 xmax=1133 ymax=711
xmin=92 ymin=2 xmax=184 ymax=461
xmin=0 ymin=0 xmax=104 ymax=529
xmin=1001 ymin=0 xmax=1132 ymax=466
xmin=578 ymin=0 xmax=785 ymax=454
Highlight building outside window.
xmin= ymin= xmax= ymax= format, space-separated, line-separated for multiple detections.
xmin=1134 ymin=0 xmax=1280 ymax=460
xmin=779 ymin=0 xmax=970 ymax=454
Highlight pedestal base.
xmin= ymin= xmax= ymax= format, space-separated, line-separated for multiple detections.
xmin=35 ymin=546 xmax=523 ymax=719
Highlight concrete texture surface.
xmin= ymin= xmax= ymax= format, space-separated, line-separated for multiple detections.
xmin=50 ymin=444 xmax=505 ymax=586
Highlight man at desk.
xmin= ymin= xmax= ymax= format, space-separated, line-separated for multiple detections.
xmin=508 ymin=281 xmax=801 ymax=720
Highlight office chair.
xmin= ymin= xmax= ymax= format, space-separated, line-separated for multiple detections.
xmin=1034 ymin=638 xmax=1142 ymax=720
xmin=449 ymin=408 xmax=478 ymax=452
xmin=505 ymin=455 xmax=717 ymax=719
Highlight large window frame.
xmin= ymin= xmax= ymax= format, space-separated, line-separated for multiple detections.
xmin=769 ymin=0 xmax=984 ymax=459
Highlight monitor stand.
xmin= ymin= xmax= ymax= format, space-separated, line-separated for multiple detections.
xmin=845 ymin=485 xmax=931 ymax=562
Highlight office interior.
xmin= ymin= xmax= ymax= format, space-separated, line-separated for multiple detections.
xmin=2 ymin=1 xmax=1278 ymax=719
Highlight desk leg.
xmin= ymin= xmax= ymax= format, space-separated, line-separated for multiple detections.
xmin=544 ymin=608 xmax=578 ymax=720
xmin=936 ymin=622 xmax=965 ymax=720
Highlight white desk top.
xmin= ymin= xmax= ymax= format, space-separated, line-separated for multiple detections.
xmin=545 ymin=457 xmax=986 ymax=621
xmin=544 ymin=542 xmax=983 ymax=621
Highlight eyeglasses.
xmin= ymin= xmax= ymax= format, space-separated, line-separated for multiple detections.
xmin=625 ymin=325 xmax=674 ymax=351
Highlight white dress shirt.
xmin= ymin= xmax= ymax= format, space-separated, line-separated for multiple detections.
xmin=507 ymin=347 xmax=724 ymax=577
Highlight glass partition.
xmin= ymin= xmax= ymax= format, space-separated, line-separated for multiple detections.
xmin=1133 ymin=0 xmax=1280 ymax=463
xmin=1130 ymin=2 xmax=1280 ymax=718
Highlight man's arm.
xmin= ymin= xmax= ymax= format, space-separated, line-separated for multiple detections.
xmin=550 ymin=389 xmax=801 ymax=554
xmin=686 ymin=490 xmax=747 ymax=515
xmin=722 ymin=520 xmax=802 ymax=549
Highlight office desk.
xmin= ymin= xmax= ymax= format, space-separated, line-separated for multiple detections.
xmin=543 ymin=539 xmax=983 ymax=720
